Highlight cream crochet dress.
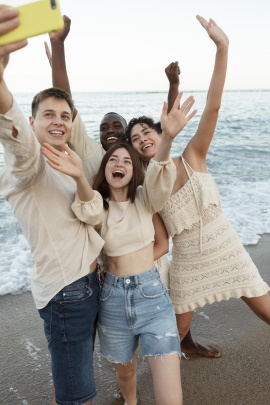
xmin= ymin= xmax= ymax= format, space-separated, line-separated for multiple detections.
xmin=159 ymin=156 xmax=269 ymax=314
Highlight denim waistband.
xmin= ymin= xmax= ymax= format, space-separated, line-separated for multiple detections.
xmin=105 ymin=267 xmax=158 ymax=287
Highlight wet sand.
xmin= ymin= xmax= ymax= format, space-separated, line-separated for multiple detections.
xmin=1 ymin=234 xmax=270 ymax=405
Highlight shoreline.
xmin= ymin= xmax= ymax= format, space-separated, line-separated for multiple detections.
xmin=0 ymin=234 xmax=270 ymax=405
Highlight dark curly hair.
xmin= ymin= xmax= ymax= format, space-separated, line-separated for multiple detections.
xmin=93 ymin=143 xmax=144 ymax=210
xmin=125 ymin=116 xmax=162 ymax=144
xmin=31 ymin=87 xmax=74 ymax=117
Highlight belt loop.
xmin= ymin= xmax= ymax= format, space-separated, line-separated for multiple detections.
xmin=134 ymin=274 xmax=139 ymax=287
xmin=113 ymin=275 xmax=118 ymax=287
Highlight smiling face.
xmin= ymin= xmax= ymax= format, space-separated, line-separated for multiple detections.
xmin=99 ymin=113 xmax=127 ymax=151
xmin=105 ymin=147 xmax=133 ymax=191
xmin=29 ymin=97 xmax=72 ymax=150
xmin=130 ymin=123 xmax=162 ymax=161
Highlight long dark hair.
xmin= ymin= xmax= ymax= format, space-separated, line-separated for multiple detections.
xmin=93 ymin=143 xmax=144 ymax=210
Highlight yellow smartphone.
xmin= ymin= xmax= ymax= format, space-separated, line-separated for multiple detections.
xmin=0 ymin=0 xmax=64 ymax=45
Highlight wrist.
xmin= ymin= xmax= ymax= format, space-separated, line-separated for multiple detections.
xmin=73 ymin=170 xmax=86 ymax=183
xmin=169 ymin=82 xmax=179 ymax=88
xmin=50 ymin=38 xmax=65 ymax=48
xmin=160 ymin=134 xmax=173 ymax=147
xmin=216 ymin=41 xmax=229 ymax=52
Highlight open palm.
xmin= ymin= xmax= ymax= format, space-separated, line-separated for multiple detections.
xmin=41 ymin=143 xmax=83 ymax=179
xmin=161 ymin=92 xmax=196 ymax=139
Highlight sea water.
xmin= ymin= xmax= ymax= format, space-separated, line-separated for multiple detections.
xmin=0 ymin=90 xmax=269 ymax=295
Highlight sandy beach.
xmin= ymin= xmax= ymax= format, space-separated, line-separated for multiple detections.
xmin=1 ymin=234 xmax=270 ymax=405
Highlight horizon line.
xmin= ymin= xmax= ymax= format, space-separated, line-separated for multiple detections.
xmin=13 ymin=89 xmax=270 ymax=94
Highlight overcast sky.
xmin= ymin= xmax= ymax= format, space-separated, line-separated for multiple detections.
xmin=3 ymin=0 xmax=270 ymax=92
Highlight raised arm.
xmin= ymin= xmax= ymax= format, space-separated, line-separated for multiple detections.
xmin=165 ymin=61 xmax=180 ymax=113
xmin=185 ymin=16 xmax=229 ymax=166
xmin=45 ymin=15 xmax=77 ymax=118
xmin=44 ymin=15 xmax=104 ymax=184
xmin=0 ymin=10 xmax=44 ymax=187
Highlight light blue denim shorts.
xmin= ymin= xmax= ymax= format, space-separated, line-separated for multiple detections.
xmin=97 ymin=267 xmax=181 ymax=364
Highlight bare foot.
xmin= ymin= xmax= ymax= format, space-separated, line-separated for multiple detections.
xmin=182 ymin=341 xmax=221 ymax=357
xmin=181 ymin=330 xmax=221 ymax=358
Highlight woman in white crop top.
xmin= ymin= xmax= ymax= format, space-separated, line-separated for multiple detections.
xmin=41 ymin=93 xmax=196 ymax=405
xmin=126 ymin=15 xmax=270 ymax=363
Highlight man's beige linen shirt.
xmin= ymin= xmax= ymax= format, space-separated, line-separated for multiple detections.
xmin=0 ymin=101 xmax=104 ymax=309
xmin=68 ymin=112 xmax=105 ymax=186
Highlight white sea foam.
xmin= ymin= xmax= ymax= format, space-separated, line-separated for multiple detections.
xmin=0 ymin=198 xmax=33 ymax=295
xmin=23 ymin=339 xmax=41 ymax=362
xmin=219 ymin=179 xmax=270 ymax=245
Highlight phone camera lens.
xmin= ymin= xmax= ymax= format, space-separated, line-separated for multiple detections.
xmin=50 ymin=0 xmax=57 ymax=9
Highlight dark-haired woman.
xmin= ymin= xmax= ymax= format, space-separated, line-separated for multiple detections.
xmin=41 ymin=93 xmax=196 ymax=405
xmin=126 ymin=15 xmax=270 ymax=360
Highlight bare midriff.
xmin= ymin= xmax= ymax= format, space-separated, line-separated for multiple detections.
xmin=108 ymin=242 xmax=155 ymax=276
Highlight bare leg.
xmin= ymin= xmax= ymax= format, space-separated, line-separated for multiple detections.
xmin=176 ymin=312 xmax=221 ymax=358
xmin=147 ymin=353 xmax=182 ymax=405
xmin=113 ymin=353 xmax=137 ymax=405
xmin=241 ymin=294 xmax=270 ymax=324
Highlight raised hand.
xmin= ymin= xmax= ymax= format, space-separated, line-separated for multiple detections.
xmin=161 ymin=92 xmax=196 ymax=140
xmin=186 ymin=16 xmax=229 ymax=162
xmin=44 ymin=15 xmax=71 ymax=66
xmin=41 ymin=142 xmax=83 ymax=180
xmin=0 ymin=6 xmax=27 ymax=75
xmin=165 ymin=61 xmax=180 ymax=87
xmin=41 ymin=142 xmax=95 ymax=202
xmin=49 ymin=15 xmax=71 ymax=43
xmin=196 ymin=15 xmax=229 ymax=48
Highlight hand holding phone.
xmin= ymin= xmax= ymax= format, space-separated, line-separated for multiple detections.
xmin=0 ymin=0 xmax=64 ymax=45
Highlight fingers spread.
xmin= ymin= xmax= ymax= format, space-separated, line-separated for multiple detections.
xmin=209 ymin=18 xmax=217 ymax=26
xmin=42 ymin=142 xmax=60 ymax=155
xmin=172 ymin=92 xmax=183 ymax=110
xmin=41 ymin=145 xmax=60 ymax=164
xmin=196 ymin=15 xmax=208 ymax=28
xmin=60 ymin=142 xmax=71 ymax=153
xmin=186 ymin=109 xmax=197 ymax=122
xmin=180 ymin=96 xmax=195 ymax=113
xmin=161 ymin=101 xmax=168 ymax=117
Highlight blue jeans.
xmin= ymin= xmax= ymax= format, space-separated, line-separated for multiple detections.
xmin=98 ymin=267 xmax=181 ymax=364
xmin=38 ymin=270 xmax=100 ymax=405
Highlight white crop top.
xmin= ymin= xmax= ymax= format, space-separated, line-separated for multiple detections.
xmin=72 ymin=158 xmax=176 ymax=257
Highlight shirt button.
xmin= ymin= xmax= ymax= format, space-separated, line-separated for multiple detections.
xmin=126 ymin=279 xmax=131 ymax=284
